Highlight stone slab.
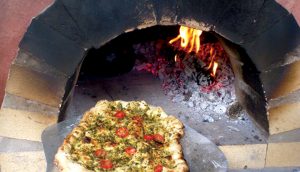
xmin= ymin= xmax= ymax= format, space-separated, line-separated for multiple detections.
xmin=13 ymin=49 xmax=67 ymax=79
xmin=61 ymin=0 xmax=157 ymax=48
xmin=19 ymin=19 xmax=85 ymax=76
xmin=245 ymin=14 xmax=300 ymax=72
xmin=260 ymin=60 xmax=300 ymax=100
xmin=5 ymin=64 xmax=66 ymax=107
xmin=269 ymin=128 xmax=300 ymax=143
xmin=0 ymin=151 xmax=46 ymax=172
xmin=177 ymin=0 xmax=232 ymax=32
xmin=266 ymin=142 xmax=300 ymax=167
xmin=0 ymin=108 xmax=57 ymax=142
xmin=36 ymin=0 xmax=88 ymax=48
xmin=2 ymin=93 xmax=59 ymax=116
xmin=269 ymin=102 xmax=300 ymax=135
xmin=0 ymin=136 xmax=43 ymax=153
xmin=219 ymin=144 xmax=267 ymax=169
xmin=153 ymin=0 xmax=178 ymax=25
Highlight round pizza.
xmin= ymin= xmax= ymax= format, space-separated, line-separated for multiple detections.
xmin=54 ymin=100 xmax=189 ymax=172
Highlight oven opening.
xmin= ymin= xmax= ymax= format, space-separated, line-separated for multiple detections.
xmin=63 ymin=25 xmax=267 ymax=145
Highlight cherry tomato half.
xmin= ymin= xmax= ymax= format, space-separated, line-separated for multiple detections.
xmin=143 ymin=134 xmax=154 ymax=141
xmin=125 ymin=146 xmax=136 ymax=156
xmin=94 ymin=149 xmax=106 ymax=157
xmin=154 ymin=164 xmax=163 ymax=172
xmin=114 ymin=111 xmax=126 ymax=119
xmin=153 ymin=134 xmax=165 ymax=143
xmin=116 ymin=127 xmax=129 ymax=138
xmin=100 ymin=159 xmax=113 ymax=169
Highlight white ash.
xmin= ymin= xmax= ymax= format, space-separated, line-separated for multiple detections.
xmin=133 ymin=40 xmax=238 ymax=122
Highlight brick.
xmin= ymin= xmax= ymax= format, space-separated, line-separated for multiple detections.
xmin=61 ymin=0 xmax=157 ymax=48
xmin=261 ymin=60 xmax=300 ymax=100
xmin=0 ymin=108 xmax=57 ymax=141
xmin=219 ymin=144 xmax=267 ymax=169
xmin=0 ymin=151 xmax=46 ymax=172
xmin=2 ymin=93 xmax=59 ymax=116
xmin=19 ymin=19 xmax=85 ymax=76
xmin=269 ymin=102 xmax=300 ymax=135
xmin=6 ymin=64 xmax=66 ymax=107
xmin=266 ymin=142 xmax=300 ymax=167
xmin=244 ymin=14 xmax=300 ymax=72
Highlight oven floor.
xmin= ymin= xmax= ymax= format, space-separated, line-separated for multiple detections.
xmin=66 ymin=71 xmax=267 ymax=145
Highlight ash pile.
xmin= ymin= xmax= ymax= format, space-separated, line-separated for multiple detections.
xmin=133 ymin=33 xmax=242 ymax=123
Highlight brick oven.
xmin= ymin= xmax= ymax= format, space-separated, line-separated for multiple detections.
xmin=1 ymin=0 xmax=300 ymax=171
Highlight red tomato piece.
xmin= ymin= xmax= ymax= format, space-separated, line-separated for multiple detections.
xmin=125 ymin=146 xmax=136 ymax=156
xmin=132 ymin=116 xmax=143 ymax=124
xmin=94 ymin=149 xmax=106 ymax=157
xmin=116 ymin=127 xmax=129 ymax=138
xmin=100 ymin=159 xmax=113 ymax=169
xmin=144 ymin=134 xmax=154 ymax=141
xmin=114 ymin=111 xmax=126 ymax=119
xmin=153 ymin=134 xmax=165 ymax=143
xmin=154 ymin=164 xmax=163 ymax=172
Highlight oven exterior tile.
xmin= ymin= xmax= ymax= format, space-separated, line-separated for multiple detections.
xmin=0 ymin=108 xmax=56 ymax=142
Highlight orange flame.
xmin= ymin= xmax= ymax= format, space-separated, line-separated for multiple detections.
xmin=212 ymin=62 xmax=218 ymax=77
xmin=170 ymin=26 xmax=219 ymax=77
xmin=208 ymin=47 xmax=218 ymax=77
xmin=169 ymin=26 xmax=203 ymax=53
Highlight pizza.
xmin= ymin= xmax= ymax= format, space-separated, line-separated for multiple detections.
xmin=54 ymin=100 xmax=188 ymax=172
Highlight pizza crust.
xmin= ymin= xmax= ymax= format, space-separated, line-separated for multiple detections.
xmin=55 ymin=100 xmax=188 ymax=172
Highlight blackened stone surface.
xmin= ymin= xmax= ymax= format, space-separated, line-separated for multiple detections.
xmin=260 ymin=60 xmax=300 ymax=100
xmin=235 ymin=80 xmax=269 ymax=132
xmin=214 ymin=0 xmax=264 ymax=44
xmin=19 ymin=19 xmax=85 ymax=76
xmin=13 ymin=49 xmax=67 ymax=78
xmin=152 ymin=0 xmax=178 ymax=25
xmin=216 ymin=0 xmax=289 ymax=44
xmin=245 ymin=14 xmax=300 ymax=71
xmin=36 ymin=0 xmax=88 ymax=48
xmin=60 ymin=0 xmax=157 ymax=48
xmin=177 ymin=0 xmax=232 ymax=31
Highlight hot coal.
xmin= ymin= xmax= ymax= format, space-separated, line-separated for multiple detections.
xmin=133 ymin=36 xmax=237 ymax=122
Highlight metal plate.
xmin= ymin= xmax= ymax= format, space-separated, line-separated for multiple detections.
xmin=42 ymin=116 xmax=227 ymax=172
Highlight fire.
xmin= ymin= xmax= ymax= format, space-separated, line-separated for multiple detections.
xmin=212 ymin=62 xmax=218 ymax=77
xmin=208 ymin=47 xmax=219 ymax=77
xmin=169 ymin=26 xmax=219 ymax=77
xmin=169 ymin=26 xmax=202 ymax=53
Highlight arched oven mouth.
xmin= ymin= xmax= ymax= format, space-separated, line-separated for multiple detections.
xmin=63 ymin=25 xmax=268 ymax=146
xmin=2 ymin=0 xmax=300 ymax=170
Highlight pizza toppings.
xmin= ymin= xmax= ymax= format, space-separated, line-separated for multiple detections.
xmin=144 ymin=134 xmax=154 ymax=141
xmin=114 ymin=111 xmax=126 ymax=119
xmin=94 ymin=149 xmax=106 ymax=157
xmin=154 ymin=164 xmax=163 ymax=172
xmin=125 ymin=146 xmax=136 ymax=156
xmin=116 ymin=127 xmax=129 ymax=138
xmin=153 ymin=134 xmax=165 ymax=143
xmin=55 ymin=101 xmax=188 ymax=172
xmin=99 ymin=159 xmax=113 ymax=169
xmin=132 ymin=116 xmax=143 ymax=124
